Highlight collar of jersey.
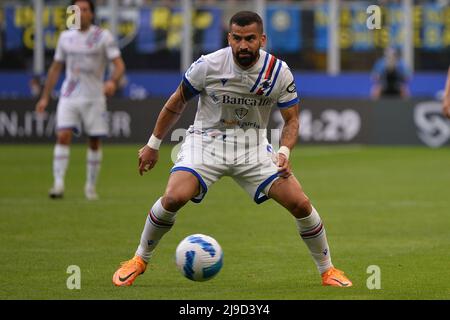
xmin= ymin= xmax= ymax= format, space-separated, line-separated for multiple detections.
xmin=77 ymin=24 xmax=95 ymax=35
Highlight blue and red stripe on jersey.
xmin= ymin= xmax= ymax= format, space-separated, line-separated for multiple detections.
xmin=62 ymin=79 xmax=79 ymax=97
xmin=250 ymin=53 xmax=283 ymax=97
xmin=265 ymin=60 xmax=282 ymax=96
xmin=250 ymin=52 xmax=269 ymax=93
xmin=255 ymin=55 xmax=277 ymax=95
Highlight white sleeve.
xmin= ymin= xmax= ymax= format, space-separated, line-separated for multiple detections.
xmin=54 ymin=33 xmax=66 ymax=62
xmin=183 ymin=56 xmax=207 ymax=95
xmin=103 ymin=30 xmax=121 ymax=60
xmin=277 ymin=63 xmax=299 ymax=109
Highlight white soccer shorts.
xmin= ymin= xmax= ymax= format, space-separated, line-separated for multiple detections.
xmin=171 ymin=130 xmax=280 ymax=204
xmin=56 ymin=98 xmax=109 ymax=137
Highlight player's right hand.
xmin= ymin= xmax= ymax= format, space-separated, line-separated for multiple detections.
xmin=276 ymin=153 xmax=292 ymax=179
xmin=104 ymin=80 xmax=117 ymax=97
xmin=138 ymin=145 xmax=159 ymax=176
xmin=35 ymin=97 xmax=49 ymax=113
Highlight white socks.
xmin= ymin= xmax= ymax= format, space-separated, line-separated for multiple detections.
xmin=53 ymin=144 xmax=70 ymax=189
xmin=136 ymin=197 xmax=177 ymax=262
xmin=52 ymin=145 xmax=102 ymax=192
xmin=86 ymin=149 xmax=102 ymax=188
xmin=296 ymin=206 xmax=333 ymax=274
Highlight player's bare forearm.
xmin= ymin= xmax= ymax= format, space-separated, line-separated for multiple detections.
xmin=35 ymin=61 xmax=63 ymax=113
xmin=279 ymin=104 xmax=300 ymax=150
xmin=40 ymin=61 xmax=63 ymax=100
xmin=104 ymin=57 xmax=125 ymax=97
xmin=443 ymin=67 xmax=450 ymax=118
xmin=444 ymin=67 xmax=450 ymax=95
xmin=138 ymin=82 xmax=196 ymax=175
xmin=152 ymin=87 xmax=186 ymax=139
xmin=276 ymin=104 xmax=299 ymax=178
xmin=152 ymin=82 xmax=195 ymax=139
xmin=108 ymin=57 xmax=125 ymax=85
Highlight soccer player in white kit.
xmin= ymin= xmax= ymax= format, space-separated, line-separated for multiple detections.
xmin=35 ymin=0 xmax=125 ymax=200
xmin=113 ymin=11 xmax=352 ymax=287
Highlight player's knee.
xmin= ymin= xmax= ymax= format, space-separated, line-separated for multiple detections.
xmin=290 ymin=197 xmax=312 ymax=219
xmin=56 ymin=131 xmax=72 ymax=145
xmin=88 ymin=138 xmax=101 ymax=150
xmin=161 ymin=194 xmax=190 ymax=212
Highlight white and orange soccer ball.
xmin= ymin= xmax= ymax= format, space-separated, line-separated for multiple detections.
xmin=175 ymin=234 xmax=224 ymax=281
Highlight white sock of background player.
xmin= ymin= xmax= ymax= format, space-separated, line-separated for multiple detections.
xmin=53 ymin=144 xmax=69 ymax=190
xmin=86 ymin=148 xmax=102 ymax=189
xmin=135 ymin=197 xmax=177 ymax=262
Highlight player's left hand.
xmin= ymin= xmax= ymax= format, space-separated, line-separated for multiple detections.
xmin=104 ymin=80 xmax=117 ymax=97
xmin=276 ymin=153 xmax=292 ymax=178
xmin=444 ymin=107 xmax=450 ymax=119
xmin=443 ymin=97 xmax=450 ymax=118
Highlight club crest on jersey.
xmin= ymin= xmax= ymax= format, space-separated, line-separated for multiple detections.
xmin=220 ymin=78 xmax=228 ymax=86
xmin=235 ymin=107 xmax=249 ymax=120
xmin=257 ymin=79 xmax=272 ymax=95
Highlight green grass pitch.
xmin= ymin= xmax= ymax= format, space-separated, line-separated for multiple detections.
xmin=0 ymin=144 xmax=449 ymax=300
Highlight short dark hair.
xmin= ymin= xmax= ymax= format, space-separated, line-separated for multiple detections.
xmin=229 ymin=11 xmax=263 ymax=33
xmin=71 ymin=0 xmax=96 ymax=15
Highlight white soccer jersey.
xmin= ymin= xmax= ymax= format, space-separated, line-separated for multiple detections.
xmin=54 ymin=25 xmax=121 ymax=100
xmin=183 ymin=47 xmax=298 ymax=133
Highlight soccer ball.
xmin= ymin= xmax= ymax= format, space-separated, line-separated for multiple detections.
xmin=175 ymin=234 xmax=223 ymax=281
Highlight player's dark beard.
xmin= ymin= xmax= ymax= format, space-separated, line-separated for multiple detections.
xmin=235 ymin=49 xmax=259 ymax=68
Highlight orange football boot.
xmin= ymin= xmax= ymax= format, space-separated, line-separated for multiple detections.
xmin=321 ymin=267 xmax=353 ymax=287
xmin=113 ymin=256 xmax=147 ymax=287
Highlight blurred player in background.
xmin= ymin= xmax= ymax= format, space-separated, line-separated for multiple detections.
xmin=442 ymin=66 xmax=450 ymax=118
xmin=35 ymin=0 xmax=125 ymax=200
xmin=113 ymin=11 xmax=352 ymax=288
xmin=371 ymin=47 xmax=411 ymax=99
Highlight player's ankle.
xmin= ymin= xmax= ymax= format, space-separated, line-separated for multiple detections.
xmin=54 ymin=180 xmax=64 ymax=189
xmin=85 ymin=182 xmax=95 ymax=189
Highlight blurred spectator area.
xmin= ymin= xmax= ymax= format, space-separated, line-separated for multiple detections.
xmin=0 ymin=0 xmax=449 ymax=98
